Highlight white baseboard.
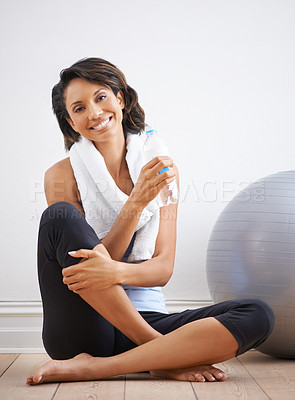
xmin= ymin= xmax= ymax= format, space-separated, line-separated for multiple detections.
xmin=0 ymin=302 xmax=44 ymax=353
xmin=0 ymin=300 xmax=212 ymax=353
xmin=165 ymin=299 xmax=213 ymax=313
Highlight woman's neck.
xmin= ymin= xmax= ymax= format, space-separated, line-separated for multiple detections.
xmin=93 ymin=133 xmax=127 ymax=180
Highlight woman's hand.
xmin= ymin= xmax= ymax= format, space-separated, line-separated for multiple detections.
xmin=129 ymin=156 xmax=177 ymax=209
xmin=62 ymin=245 xmax=120 ymax=293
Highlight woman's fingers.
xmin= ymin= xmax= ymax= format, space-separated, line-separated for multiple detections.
xmin=62 ymin=259 xmax=90 ymax=278
xmin=156 ymin=176 xmax=176 ymax=192
xmin=143 ymin=155 xmax=171 ymax=170
xmin=130 ymin=156 xmax=178 ymax=208
xmin=149 ymin=158 xmax=175 ymax=176
xmin=63 ymin=270 xmax=78 ymax=282
xmin=68 ymin=249 xmax=97 ymax=258
xmin=143 ymin=156 xmax=175 ymax=179
xmin=144 ymin=163 xmax=176 ymax=192
xmin=68 ymin=281 xmax=85 ymax=291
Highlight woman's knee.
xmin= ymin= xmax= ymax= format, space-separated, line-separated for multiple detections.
xmin=233 ymin=298 xmax=275 ymax=355
xmin=246 ymin=299 xmax=275 ymax=338
xmin=217 ymin=298 xmax=275 ymax=356
xmin=40 ymin=202 xmax=82 ymax=225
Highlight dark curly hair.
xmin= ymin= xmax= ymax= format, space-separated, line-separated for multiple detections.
xmin=52 ymin=58 xmax=146 ymax=151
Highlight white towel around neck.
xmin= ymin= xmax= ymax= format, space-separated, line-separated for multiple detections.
xmin=69 ymin=132 xmax=160 ymax=262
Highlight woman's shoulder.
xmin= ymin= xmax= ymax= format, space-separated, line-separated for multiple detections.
xmin=44 ymin=158 xmax=84 ymax=213
xmin=45 ymin=157 xmax=73 ymax=180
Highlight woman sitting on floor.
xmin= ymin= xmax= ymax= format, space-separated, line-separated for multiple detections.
xmin=27 ymin=57 xmax=274 ymax=385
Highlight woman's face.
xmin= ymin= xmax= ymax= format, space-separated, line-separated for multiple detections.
xmin=64 ymin=78 xmax=125 ymax=143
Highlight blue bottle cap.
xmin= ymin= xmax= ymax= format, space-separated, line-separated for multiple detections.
xmin=158 ymin=167 xmax=169 ymax=174
xmin=146 ymin=129 xmax=156 ymax=134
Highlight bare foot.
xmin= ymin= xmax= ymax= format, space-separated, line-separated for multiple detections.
xmin=150 ymin=364 xmax=227 ymax=382
xmin=26 ymin=353 xmax=95 ymax=385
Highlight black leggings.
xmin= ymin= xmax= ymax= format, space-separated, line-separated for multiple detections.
xmin=38 ymin=202 xmax=275 ymax=360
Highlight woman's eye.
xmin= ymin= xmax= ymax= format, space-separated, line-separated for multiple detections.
xmin=74 ymin=106 xmax=84 ymax=113
xmin=97 ymin=95 xmax=107 ymax=101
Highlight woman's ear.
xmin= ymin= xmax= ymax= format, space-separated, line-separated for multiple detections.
xmin=117 ymin=91 xmax=125 ymax=110
xmin=66 ymin=118 xmax=78 ymax=132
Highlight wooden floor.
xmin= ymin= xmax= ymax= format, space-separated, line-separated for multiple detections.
xmin=0 ymin=351 xmax=295 ymax=399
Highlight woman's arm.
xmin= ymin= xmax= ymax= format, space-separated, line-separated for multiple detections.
xmin=44 ymin=158 xmax=85 ymax=215
xmin=117 ymin=201 xmax=178 ymax=287
xmin=102 ymin=160 xmax=180 ymax=286
xmin=44 ymin=156 xmax=175 ymax=264
xmin=44 ymin=159 xmax=162 ymax=344
xmin=100 ymin=156 xmax=177 ymax=261
xmin=45 ymin=156 xmax=179 ymax=289
xmin=63 ymin=166 xmax=179 ymax=291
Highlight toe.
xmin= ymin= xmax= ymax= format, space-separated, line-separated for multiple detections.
xmin=195 ymin=373 xmax=205 ymax=382
xmin=202 ymin=371 xmax=216 ymax=382
xmin=26 ymin=376 xmax=33 ymax=385
xmin=211 ymin=368 xmax=227 ymax=381
xmin=27 ymin=375 xmax=43 ymax=385
xmin=218 ymin=373 xmax=228 ymax=381
xmin=188 ymin=374 xmax=196 ymax=382
xmin=32 ymin=374 xmax=43 ymax=384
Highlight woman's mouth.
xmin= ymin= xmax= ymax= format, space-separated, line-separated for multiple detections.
xmin=90 ymin=117 xmax=112 ymax=131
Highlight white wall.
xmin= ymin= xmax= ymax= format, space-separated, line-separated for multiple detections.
xmin=1 ymin=0 xmax=295 ymax=309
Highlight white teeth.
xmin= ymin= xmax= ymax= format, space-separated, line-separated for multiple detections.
xmin=92 ymin=118 xmax=110 ymax=130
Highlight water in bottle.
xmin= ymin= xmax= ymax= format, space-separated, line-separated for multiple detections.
xmin=143 ymin=127 xmax=178 ymax=207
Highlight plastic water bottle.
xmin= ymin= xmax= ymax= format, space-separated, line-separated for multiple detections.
xmin=143 ymin=127 xmax=178 ymax=207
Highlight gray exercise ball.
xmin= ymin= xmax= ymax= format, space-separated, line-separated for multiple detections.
xmin=206 ymin=171 xmax=295 ymax=358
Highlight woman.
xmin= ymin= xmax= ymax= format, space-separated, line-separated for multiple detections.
xmin=27 ymin=58 xmax=274 ymax=385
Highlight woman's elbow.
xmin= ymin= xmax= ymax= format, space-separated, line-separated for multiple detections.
xmin=159 ymin=264 xmax=173 ymax=286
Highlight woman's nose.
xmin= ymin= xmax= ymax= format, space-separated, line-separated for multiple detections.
xmin=88 ymin=105 xmax=103 ymax=120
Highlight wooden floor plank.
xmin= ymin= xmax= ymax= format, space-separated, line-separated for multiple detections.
xmin=125 ymin=373 xmax=196 ymax=400
xmin=0 ymin=354 xmax=58 ymax=400
xmin=54 ymin=375 xmax=125 ymax=400
xmin=192 ymin=357 xmax=269 ymax=400
xmin=0 ymin=354 xmax=19 ymax=376
xmin=239 ymin=350 xmax=295 ymax=400
xmin=1 ymin=352 xmax=294 ymax=399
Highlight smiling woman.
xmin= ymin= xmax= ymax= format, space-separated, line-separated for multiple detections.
xmin=27 ymin=57 xmax=274 ymax=386
xmin=52 ymin=58 xmax=145 ymax=151
xmin=64 ymin=80 xmax=125 ymax=146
